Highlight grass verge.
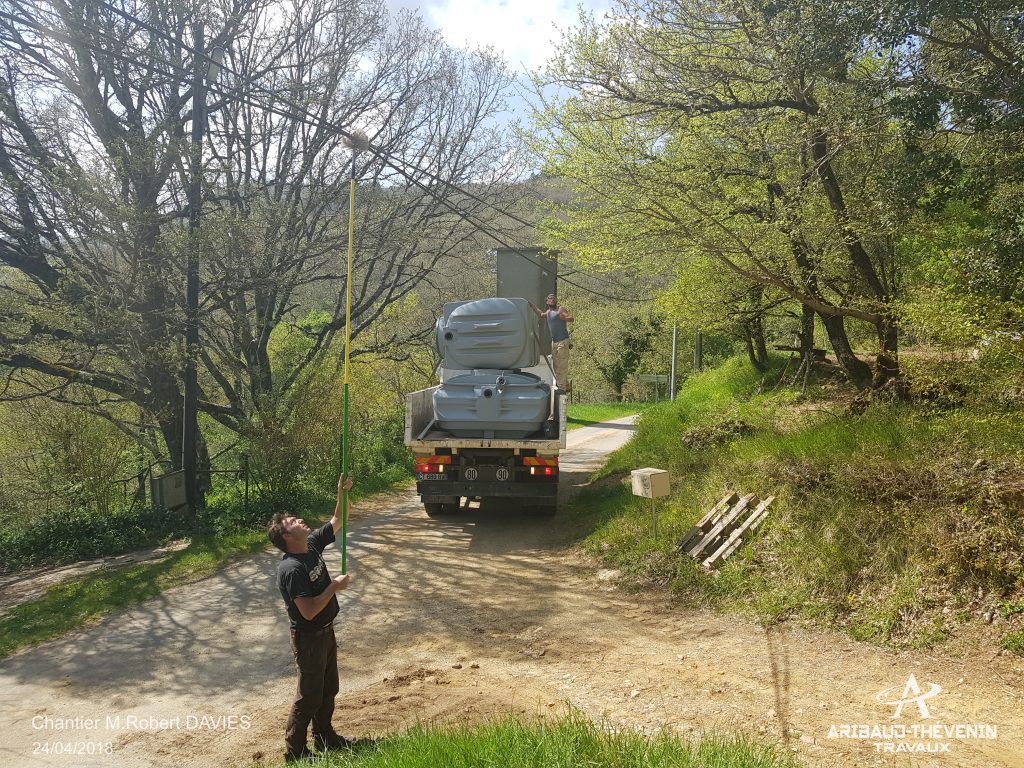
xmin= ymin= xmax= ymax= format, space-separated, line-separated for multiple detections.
xmin=1002 ymin=630 xmax=1024 ymax=656
xmin=280 ymin=715 xmax=799 ymax=768
xmin=570 ymin=354 xmax=1024 ymax=651
xmin=0 ymin=530 xmax=267 ymax=658
xmin=567 ymin=401 xmax=653 ymax=431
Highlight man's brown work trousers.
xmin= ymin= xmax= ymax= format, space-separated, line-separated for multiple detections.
xmin=285 ymin=624 xmax=339 ymax=755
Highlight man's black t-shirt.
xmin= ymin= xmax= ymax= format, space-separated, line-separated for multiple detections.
xmin=277 ymin=522 xmax=339 ymax=631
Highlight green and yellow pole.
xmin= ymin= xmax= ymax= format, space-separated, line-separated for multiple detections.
xmin=340 ymin=132 xmax=367 ymax=574
xmin=340 ymin=170 xmax=354 ymax=574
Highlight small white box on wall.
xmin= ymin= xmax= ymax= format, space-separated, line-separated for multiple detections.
xmin=630 ymin=467 xmax=670 ymax=498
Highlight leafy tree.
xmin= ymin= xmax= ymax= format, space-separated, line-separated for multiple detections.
xmin=659 ymin=254 xmax=785 ymax=373
xmin=593 ymin=315 xmax=662 ymax=400
xmin=532 ymin=0 xmax=937 ymax=388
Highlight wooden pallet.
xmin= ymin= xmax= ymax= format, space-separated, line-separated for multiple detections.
xmin=677 ymin=491 xmax=774 ymax=568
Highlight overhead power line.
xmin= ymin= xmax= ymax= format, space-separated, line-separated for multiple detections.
xmin=3 ymin=0 xmax=655 ymax=302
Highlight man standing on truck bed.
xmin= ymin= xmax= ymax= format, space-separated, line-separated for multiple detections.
xmin=267 ymin=473 xmax=353 ymax=762
xmin=531 ymin=293 xmax=574 ymax=392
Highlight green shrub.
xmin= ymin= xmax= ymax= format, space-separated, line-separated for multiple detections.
xmin=200 ymin=485 xmax=334 ymax=538
xmin=1002 ymin=631 xmax=1024 ymax=657
xmin=347 ymin=412 xmax=413 ymax=493
xmin=0 ymin=503 xmax=184 ymax=573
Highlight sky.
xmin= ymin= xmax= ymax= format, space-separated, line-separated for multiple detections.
xmin=389 ymin=0 xmax=613 ymax=74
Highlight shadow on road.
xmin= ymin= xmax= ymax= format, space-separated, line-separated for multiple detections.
xmin=0 ymin=418 xmax=637 ymax=705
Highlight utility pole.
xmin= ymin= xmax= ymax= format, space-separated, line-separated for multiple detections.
xmin=183 ymin=22 xmax=207 ymax=513
xmin=669 ymin=320 xmax=677 ymax=401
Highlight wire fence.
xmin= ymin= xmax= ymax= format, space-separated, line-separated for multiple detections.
xmin=1 ymin=455 xmax=254 ymax=522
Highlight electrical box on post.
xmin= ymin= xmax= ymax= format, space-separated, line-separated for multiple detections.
xmin=151 ymin=470 xmax=188 ymax=511
xmin=630 ymin=467 xmax=671 ymax=498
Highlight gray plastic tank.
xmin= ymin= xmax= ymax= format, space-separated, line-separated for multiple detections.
xmin=437 ymin=298 xmax=538 ymax=371
xmin=433 ymin=371 xmax=550 ymax=438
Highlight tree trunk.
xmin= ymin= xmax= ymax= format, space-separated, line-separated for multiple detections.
xmin=248 ymin=334 xmax=274 ymax=402
xmin=744 ymin=324 xmax=767 ymax=372
xmin=196 ymin=430 xmax=211 ymax=505
xmin=795 ymin=303 xmax=815 ymax=388
xmin=788 ymin=236 xmax=873 ymax=389
xmin=753 ymin=318 xmax=769 ymax=367
xmin=819 ymin=313 xmax=872 ymax=389
xmin=873 ymin=314 xmax=900 ymax=388
xmin=809 ymin=129 xmax=901 ymax=385
xmin=135 ymin=211 xmax=187 ymax=471
xmin=158 ymin=413 xmax=184 ymax=473
xmin=744 ymin=285 xmax=769 ymax=371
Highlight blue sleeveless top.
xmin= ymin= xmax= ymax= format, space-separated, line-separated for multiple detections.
xmin=544 ymin=309 xmax=570 ymax=342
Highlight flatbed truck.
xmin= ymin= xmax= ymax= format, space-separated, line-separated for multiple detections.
xmin=404 ymin=367 xmax=567 ymax=516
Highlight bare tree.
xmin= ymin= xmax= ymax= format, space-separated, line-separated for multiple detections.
xmin=0 ymin=0 xmax=264 ymax=464
xmin=199 ymin=0 xmax=520 ymax=438
xmin=0 ymin=0 xmax=521 ymax=469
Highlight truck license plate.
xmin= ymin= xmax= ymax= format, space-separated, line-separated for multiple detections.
xmin=418 ymin=472 xmax=446 ymax=481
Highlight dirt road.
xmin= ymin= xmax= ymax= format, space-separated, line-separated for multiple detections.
xmin=1 ymin=416 xmax=1022 ymax=768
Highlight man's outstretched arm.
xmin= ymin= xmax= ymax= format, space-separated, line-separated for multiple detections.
xmin=329 ymin=473 xmax=353 ymax=536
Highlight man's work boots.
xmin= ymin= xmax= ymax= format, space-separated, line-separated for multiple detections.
xmin=284 ymin=746 xmax=314 ymax=763
xmin=314 ymin=731 xmax=353 ymax=751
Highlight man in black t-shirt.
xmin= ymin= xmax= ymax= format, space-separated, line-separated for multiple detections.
xmin=268 ymin=474 xmax=353 ymax=762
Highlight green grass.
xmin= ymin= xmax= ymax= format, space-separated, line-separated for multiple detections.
xmin=280 ymin=715 xmax=799 ymax=768
xmin=0 ymin=530 xmax=268 ymax=658
xmin=1002 ymin=630 xmax=1024 ymax=656
xmin=570 ymin=354 xmax=1024 ymax=650
xmin=567 ymin=401 xmax=653 ymax=430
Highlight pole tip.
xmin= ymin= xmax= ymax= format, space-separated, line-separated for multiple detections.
xmin=344 ymin=131 xmax=370 ymax=154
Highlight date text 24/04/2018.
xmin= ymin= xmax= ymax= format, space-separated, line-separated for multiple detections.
xmin=33 ymin=741 xmax=113 ymax=755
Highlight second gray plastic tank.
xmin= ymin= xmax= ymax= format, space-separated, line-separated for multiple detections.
xmin=433 ymin=371 xmax=550 ymax=438
xmin=437 ymin=297 xmax=538 ymax=371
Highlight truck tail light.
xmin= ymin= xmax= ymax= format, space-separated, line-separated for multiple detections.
xmin=415 ymin=455 xmax=451 ymax=474
xmin=524 ymin=456 xmax=558 ymax=477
